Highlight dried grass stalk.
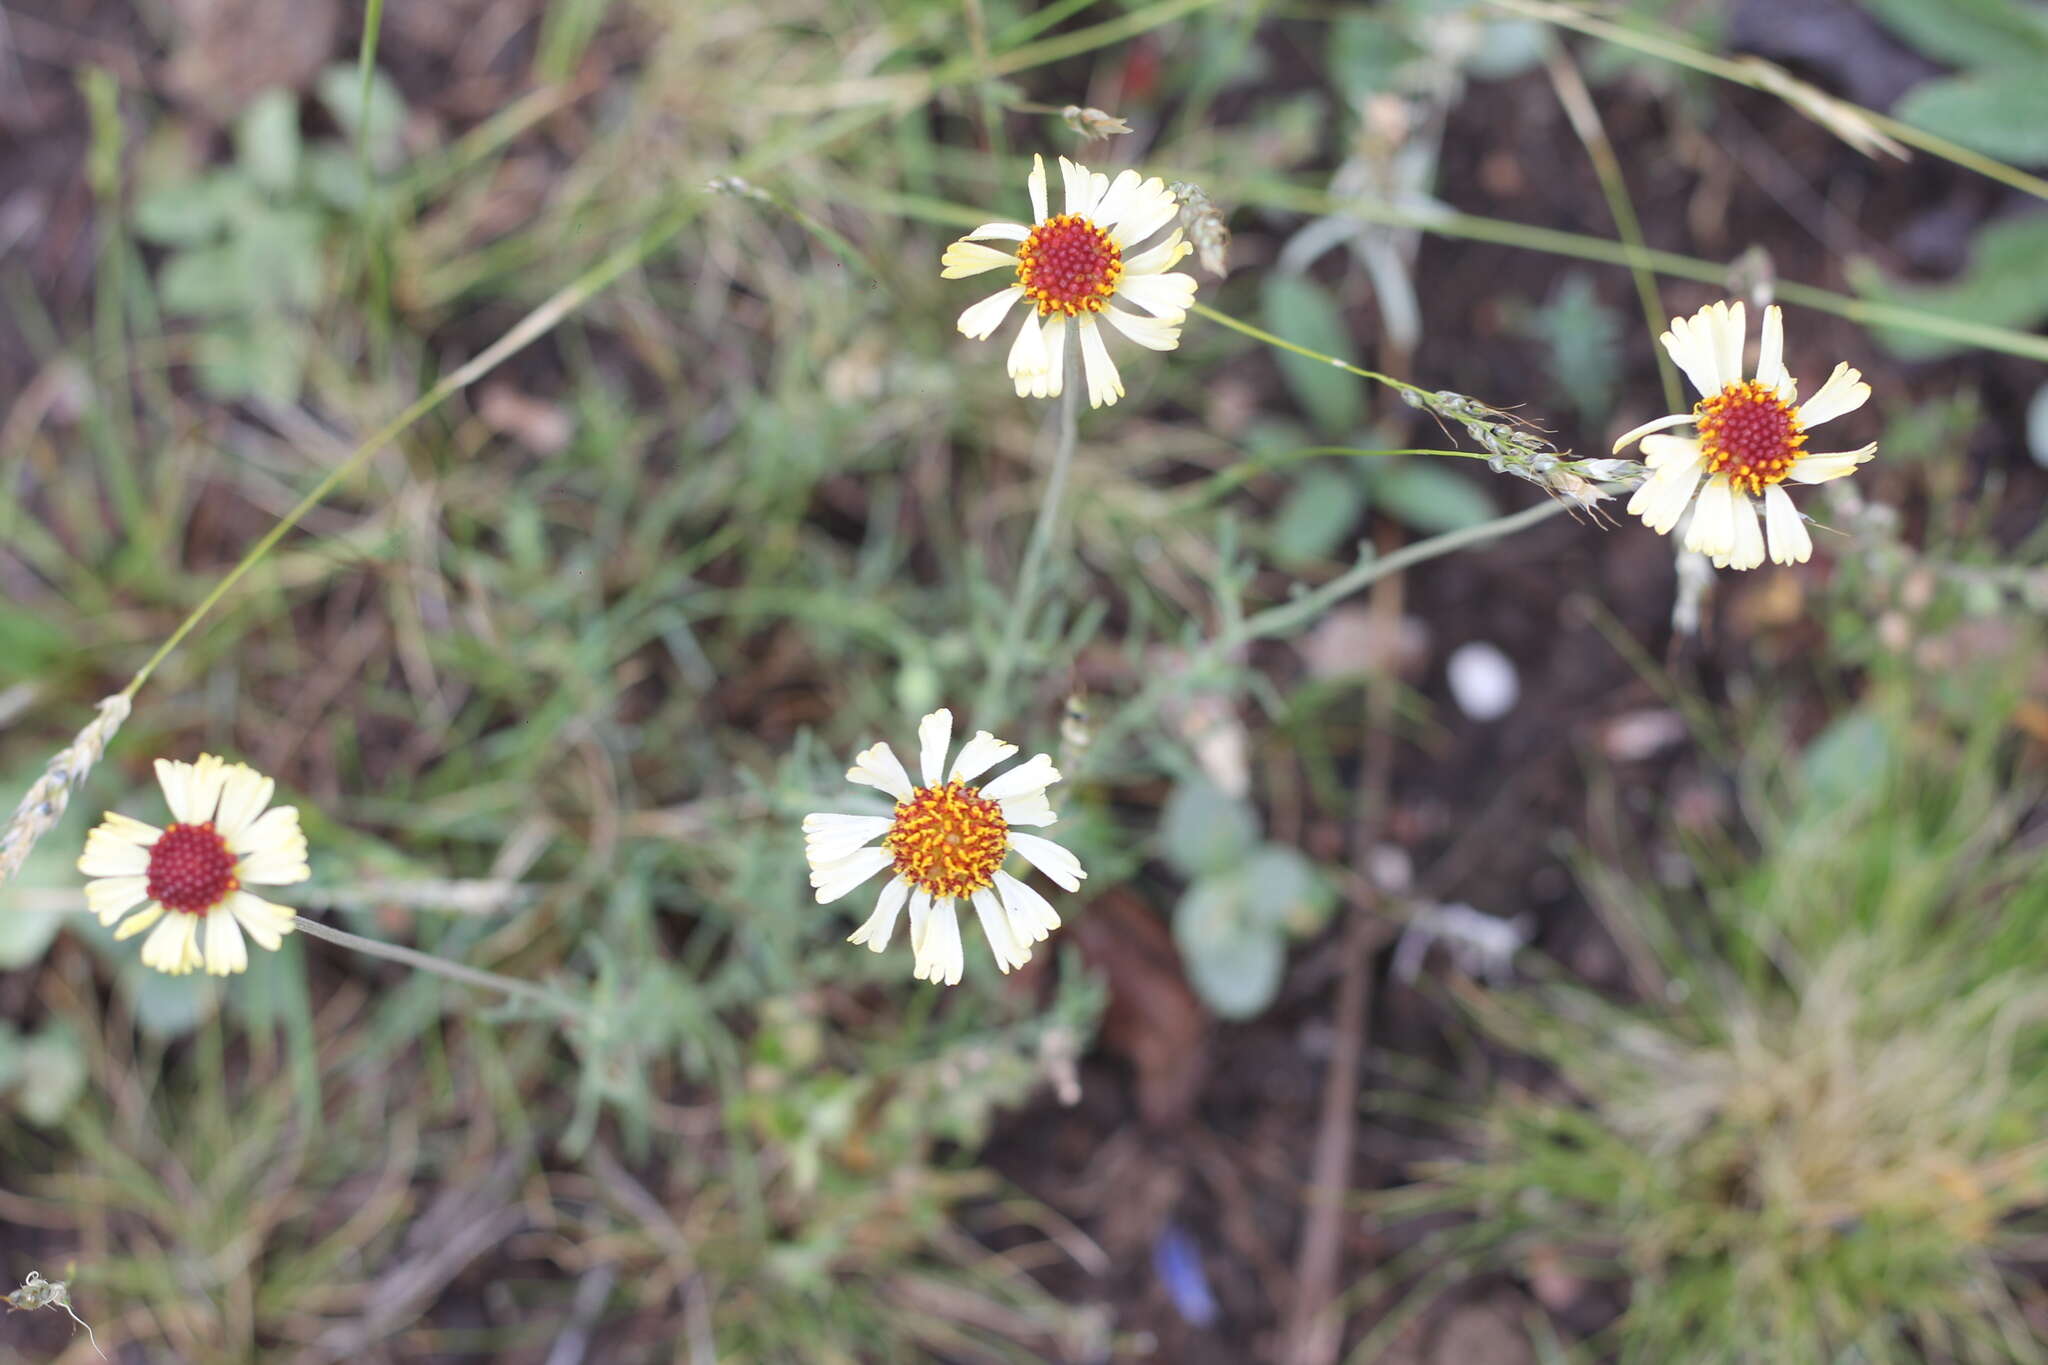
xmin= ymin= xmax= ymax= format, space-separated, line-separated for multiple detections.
xmin=0 ymin=694 xmax=131 ymax=887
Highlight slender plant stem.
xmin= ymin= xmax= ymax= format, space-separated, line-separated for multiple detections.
xmin=1494 ymin=0 xmax=2048 ymax=205
xmin=1082 ymin=500 xmax=1568 ymax=770
xmin=1543 ymin=37 xmax=1682 ymax=414
xmin=1192 ymin=301 xmax=1431 ymax=400
xmin=120 ymin=199 xmax=701 ymax=701
xmin=294 ymin=917 xmax=586 ymax=1020
xmin=980 ymin=342 xmax=1082 ymax=718
xmin=1219 ymin=179 xmax=2048 ymax=365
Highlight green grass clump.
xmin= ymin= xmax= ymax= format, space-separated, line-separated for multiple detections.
xmin=1389 ymin=638 xmax=2048 ymax=1365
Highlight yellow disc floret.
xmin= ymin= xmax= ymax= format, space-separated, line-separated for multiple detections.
xmin=1696 ymin=379 xmax=1807 ymax=496
xmin=884 ymin=780 xmax=1010 ymax=899
xmin=1015 ymin=213 xmax=1123 ymax=317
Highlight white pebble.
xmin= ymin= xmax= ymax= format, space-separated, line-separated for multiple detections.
xmin=1447 ymin=641 xmax=1519 ymax=721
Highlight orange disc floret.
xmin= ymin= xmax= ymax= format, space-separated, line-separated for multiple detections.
xmin=1015 ymin=213 xmax=1123 ymax=317
xmin=146 ymin=821 xmax=240 ymax=914
xmin=1696 ymin=380 xmax=1807 ymax=495
xmin=884 ymin=780 xmax=1010 ymax=899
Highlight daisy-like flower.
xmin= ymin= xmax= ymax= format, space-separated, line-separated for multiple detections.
xmin=77 ymin=755 xmax=309 ymax=977
xmin=1615 ymin=301 xmax=1877 ymax=569
xmin=941 ymin=153 xmax=1199 ymax=409
xmin=803 ymin=709 xmax=1085 ymax=987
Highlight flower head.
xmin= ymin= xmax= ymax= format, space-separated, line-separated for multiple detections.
xmin=1060 ymin=105 xmax=1132 ymax=142
xmin=804 ymin=709 xmax=1085 ymax=986
xmin=77 ymin=755 xmax=309 ymax=976
xmin=1615 ymin=301 xmax=1875 ymax=569
xmin=941 ymin=154 xmax=1199 ymax=409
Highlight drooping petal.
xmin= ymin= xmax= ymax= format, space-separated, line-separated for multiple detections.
xmin=1115 ymin=270 xmax=1197 ymax=321
xmin=810 ymin=846 xmax=893 ymax=905
xmin=85 ymin=874 xmax=150 ymax=925
xmin=847 ymin=741 xmax=915 ymax=800
xmin=1027 ymin=155 xmax=1049 ymax=224
xmin=112 ymin=903 xmax=164 ymax=940
xmin=1660 ymin=311 xmax=1723 ymax=399
xmin=1010 ymin=831 xmax=1086 ymax=892
xmin=913 ymin=897 xmax=965 ymax=985
xmin=1090 ymin=169 xmax=1144 ymax=233
xmin=228 ymin=890 xmax=296 ymax=951
xmin=78 ymin=824 xmax=152 ymax=878
xmin=802 ymin=813 xmax=893 ymax=868
xmin=203 ymin=909 xmax=248 ymax=976
xmin=1075 ymin=314 xmax=1124 ymax=409
xmin=233 ymin=807 xmax=309 ymax=884
xmin=157 ymin=754 xmax=229 ymax=825
xmin=1100 ymin=306 xmax=1182 ymax=352
xmin=212 ymin=765 xmax=275 ymax=840
xmin=140 ymin=912 xmax=203 ymax=976
xmin=907 ymin=888 xmax=933 ymax=954
xmin=98 ymin=812 xmax=163 ymax=847
xmin=1124 ymin=230 xmax=1192 ymax=276
xmin=996 ymin=794 xmax=1057 ymax=827
xmin=1726 ymin=490 xmax=1766 ymax=570
xmin=940 ymin=240 xmax=1019 ymax=279
xmin=1611 ymin=411 xmax=1693 ymax=453
xmin=971 ymin=887 xmax=1032 ymax=972
xmin=847 ymin=877 xmax=912 ymax=952
xmin=1787 ymin=443 xmax=1878 ymax=484
xmin=1795 ymin=363 xmax=1871 ymax=428
xmin=1683 ymin=475 xmax=1739 ymax=560
xmin=949 ymin=731 xmax=1018 ymax=784
xmin=1639 ymin=434 xmax=1704 ymax=471
xmin=994 ymin=869 xmax=1062 ymax=945
xmin=1754 ymin=304 xmax=1788 ymax=395
xmin=1627 ymin=441 xmax=1708 ymax=535
xmin=957 ymin=286 xmax=1026 ymax=340
xmin=981 ymin=753 xmax=1061 ymax=803
xmin=1627 ymin=465 xmax=1705 ymax=537
xmin=1058 ymin=157 xmax=1101 ymax=219
xmin=1006 ymin=307 xmax=1049 ymax=389
xmin=1017 ymin=316 xmax=1068 ymax=400
xmin=1713 ymin=301 xmax=1746 ymax=389
xmin=1106 ymin=179 xmax=1181 ymax=249
xmin=917 ymin=709 xmax=953 ymax=788
xmin=1763 ymin=484 xmax=1814 ymax=564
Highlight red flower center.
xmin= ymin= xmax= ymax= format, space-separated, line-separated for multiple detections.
xmin=1696 ymin=380 xmax=1806 ymax=494
xmin=884 ymin=780 xmax=1009 ymax=900
xmin=146 ymin=822 xmax=240 ymax=914
xmin=1015 ymin=214 xmax=1123 ymax=317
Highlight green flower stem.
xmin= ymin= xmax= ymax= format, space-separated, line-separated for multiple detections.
xmin=1216 ymin=180 xmax=2048 ymax=365
xmin=1543 ymin=37 xmax=1683 ymax=414
xmin=1191 ymin=301 xmax=1432 ymax=400
xmin=1184 ymin=447 xmax=1487 ymax=510
xmin=1082 ymin=500 xmax=1569 ymax=772
xmin=294 ymin=917 xmax=586 ymax=1020
xmin=979 ymin=342 xmax=1082 ymax=718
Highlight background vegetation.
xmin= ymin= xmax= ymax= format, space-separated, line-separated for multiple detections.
xmin=2 ymin=0 xmax=2045 ymax=1360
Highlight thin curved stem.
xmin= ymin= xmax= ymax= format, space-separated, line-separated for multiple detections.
xmin=1543 ymin=36 xmax=1683 ymax=414
xmin=1495 ymin=0 xmax=2048 ymax=205
xmin=1191 ymin=301 xmax=1430 ymax=399
xmin=1217 ymin=180 xmax=2048 ymax=365
xmin=294 ymin=917 xmax=586 ymax=1020
xmin=1082 ymin=500 xmax=1569 ymax=770
xmin=121 ymin=198 xmax=702 ymax=701
xmin=979 ymin=340 xmax=1082 ymax=717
